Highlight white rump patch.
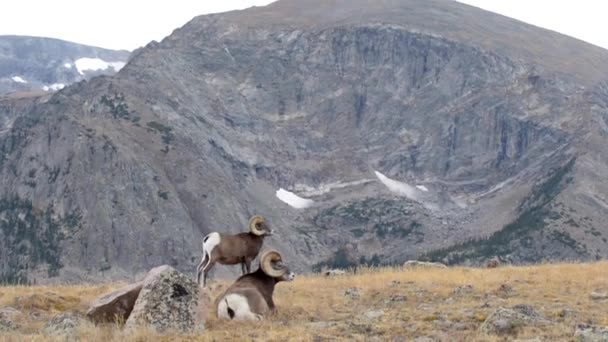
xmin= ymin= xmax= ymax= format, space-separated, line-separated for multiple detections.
xmin=75 ymin=57 xmax=126 ymax=75
xmin=416 ymin=185 xmax=429 ymax=192
xmin=202 ymin=232 xmax=221 ymax=254
xmin=11 ymin=76 xmax=27 ymax=83
xmin=218 ymin=293 xmax=262 ymax=320
xmin=374 ymin=171 xmax=419 ymax=200
xmin=276 ymin=188 xmax=314 ymax=209
xmin=64 ymin=63 xmax=72 ymax=68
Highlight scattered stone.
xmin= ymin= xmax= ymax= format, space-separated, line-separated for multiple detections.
xmin=574 ymin=324 xmax=608 ymax=342
xmin=389 ymin=280 xmax=401 ymax=287
xmin=453 ymin=284 xmax=474 ymax=296
xmin=386 ymin=295 xmax=407 ymax=303
xmin=512 ymin=304 xmax=541 ymax=319
xmin=513 ymin=339 xmax=542 ymax=342
xmin=413 ymin=337 xmax=435 ymax=342
xmin=363 ymin=309 xmax=384 ymax=320
xmin=495 ymin=283 xmax=515 ymax=297
xmin=0 ymin=306 xmax=24 ymax=331
xmin=125 ymin=265 xmax=207 ymax=333
xmin=344 ymin=288 xmax=361 ymax=300
xmin=403 ymin=260 xmax=447 ymax=269
xmin=453 ymin=322 xmax=474 ymax=331
xmin=324 ymin=269 xmax=346 ymax=276
xmin=590 ymin=292 xmax=608 ymax=301
xmin=480 ymin=306 xmax=549 ymax=335
xmin=43 ymin=312 xmax=86 ymax=336
xmin=86 ymin=281 xmax=143 ymax=324
xmin=307 ymin=321 xmax=336 ymax=329
xmin=486 ymin=257 xmax=500 ymax=268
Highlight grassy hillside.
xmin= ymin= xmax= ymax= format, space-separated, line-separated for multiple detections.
xmin=1 ymin=262 xmax=607 ymax=341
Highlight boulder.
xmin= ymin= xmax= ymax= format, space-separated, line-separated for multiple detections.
xmin=125 ymin=265 xmax=207 ymax=333
xmin=0 ymin=308 xmax=19 ymax=331
xmin=480 ymin=305 xmax=549 ymax=335
xmin=362 ymin=310 xmax=384 ymax=320
xmin=86 ymin=282 xmax=143 ymax=324
xmin=403 ymin=260 xmax=447 ymax=269
xmin=574 ymin=324 xmax=608 ymax=342
xmin=43 ymin=312 xmax=86 ymax=336
xmin=590 ymin=292 xmax=608 ymax=301
xmin=324 ymin=269 xmax=347 ymax=276
xmin=486 ymin=257 xmax=500 ymax=268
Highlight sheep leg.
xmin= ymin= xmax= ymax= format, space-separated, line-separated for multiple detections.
xmin=203 ymin=261 xmax=216 ymax=287
xmin=241 ymin=262 xmax=246 ymax=275
xmin=196 ymin=253 xmax=208 ymax=285
xmin=245 ymin=258 xmax=252 ymax=274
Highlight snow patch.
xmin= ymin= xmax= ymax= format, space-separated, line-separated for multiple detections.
xmin=416 ymin=185 xmax=429 ymax=192
xmin=64 ymin=63 xmax=72 ymax=68
xmin=11 ymin=76 xmax=27 ymax=83
xmin=75 ymin=58 xmax=126 ymax=75
xmin=374 ymin=171 xmax=419 ymax=200
xmin=42 ymin=83 xmax=65 ymax=91
xmin=276 ymin=188 xmax=314 ymax=209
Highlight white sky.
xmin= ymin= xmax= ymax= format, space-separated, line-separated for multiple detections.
xmin=0 ymin=0 xmax=606 ymax=51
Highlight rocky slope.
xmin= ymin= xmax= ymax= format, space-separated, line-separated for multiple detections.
xmin=2 ymin=0 xmax=608 ymax=283
xmin=0 ymin=35 xmax=129 ymax=95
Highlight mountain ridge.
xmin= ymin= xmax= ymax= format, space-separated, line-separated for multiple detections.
xmin=1 ymin=0 xmax=608 ymax=284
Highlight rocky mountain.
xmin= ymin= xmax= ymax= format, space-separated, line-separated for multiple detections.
xmin=0 ymin=35 xmax=130 ymax=95
xmin=2 ymin=0 xmax=608 ymax=284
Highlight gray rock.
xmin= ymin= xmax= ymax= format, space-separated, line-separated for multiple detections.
xmin=86 ymin=281 xmax=143 ymax=324
xmin=125 ymin=265 xmax=207 ymax=333
xmin=480 ymin=306 xmax=549 ymax=335
xmin=324 ymin=269 xmax=346 ymax=276
xmin=344 ymin=288 xmax=361 ymax=300
xmin=413 ymin=337 xmax=436 ymax=342
xmin=403 ymin=261 xmax=447 ymax=269
xmin=362 ymin=310 xmax=384 ymax=320
xmin=590 ymin=292 xmax=608 ymax=301
xmin=307 ymin=321 xmax=336 ymax=329
xmin=452 ymin=284 xmax=474 ymax=295
xmin=386 ymin=295 xmax=407 ymax=304
xmin=43 ymin=312 xmax=85 ymax=336
xmin=574 ymin=324 xmax=608 ymax=342
xmin=0 ymin=307 xmax=21 ymax=330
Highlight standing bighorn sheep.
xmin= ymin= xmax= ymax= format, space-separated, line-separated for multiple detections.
xmin=215 ymin=250 xmax=295 ymax=320
xmin=196 ymin=215 xmax=273 ymax=287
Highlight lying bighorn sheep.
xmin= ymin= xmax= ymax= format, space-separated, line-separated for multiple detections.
xmin=215 ymin=250 xmax=295 ymax=320
xmin=196 ymin=215 xmax=273 ymax=287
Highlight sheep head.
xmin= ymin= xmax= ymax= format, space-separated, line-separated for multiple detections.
xmin=260 ymin=250 xmax=295 ymax=281
xmin=249 ymin=215 xmax=273 ymax=236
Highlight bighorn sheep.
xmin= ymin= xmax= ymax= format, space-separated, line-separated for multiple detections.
xmin=215 ymin=250 xmax=295 ymax=320
xmin=196 ymin=215 xmax=273 ymax=287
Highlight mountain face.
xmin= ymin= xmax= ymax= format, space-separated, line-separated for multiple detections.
xmin=2 ymin=0 xmax=608 ymax=284
xmin=0 ymin=36 xmax=130 ymax=95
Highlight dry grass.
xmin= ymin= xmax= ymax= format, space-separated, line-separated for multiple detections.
xmin=1 ymin=262 xmax=607 ymax=341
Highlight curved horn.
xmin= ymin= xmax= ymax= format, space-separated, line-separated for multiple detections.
xmin=260 ymin=250 xmax=287 ymax=278
xmin=249 ymin=215 xmax=265 ymax=236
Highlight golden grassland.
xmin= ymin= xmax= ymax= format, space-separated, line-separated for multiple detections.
xmin=1 ymin=262 xmax=607 ymax=341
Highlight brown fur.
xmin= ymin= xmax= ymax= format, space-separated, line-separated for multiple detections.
xmin=197 ymin=218 xmax=272 ymax=286
xmin=215 ymin=267 xmax=291 ymax=317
